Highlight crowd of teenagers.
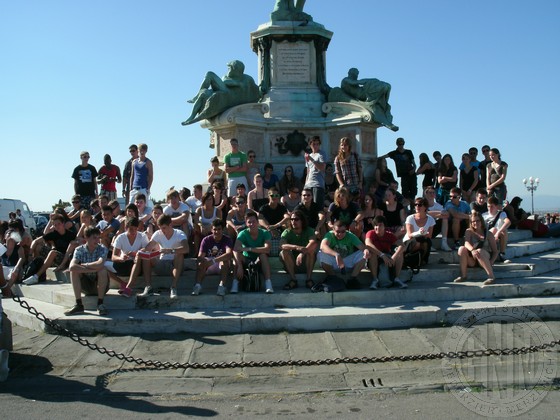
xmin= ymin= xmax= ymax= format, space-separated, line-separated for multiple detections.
xmin=2 ymin=137 xmax=560 ymax=319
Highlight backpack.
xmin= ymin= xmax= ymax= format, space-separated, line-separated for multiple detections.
xmin=22 ymin=257 xmax=46 ymax=282
xmin=311 ymin=275 xmax=347 ymax=293
xmin=243 ymin=260 xmax=262 ymax=292
xmin=403 ymin=251 xmax=423 ymax=275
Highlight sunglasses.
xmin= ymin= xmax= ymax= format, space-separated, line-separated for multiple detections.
xmin=482 ymin=149 xmax=490 ymax=153
xmin=451 ymin=195 xmax=460 ymax=199
xmin=414 ymin=203 xmax=423 ymax=207
xmin=72 ymin=201 xmax=80 ymax=203
xmin=236 ymin=201 xmax=245 ymax=205
xmin=302 ymin=194 xmax=311 ymax=197
xmin=269 ymin=194 xmax=280 ymax=198
xmin=81 ymin=155 xmax=90 ymax=159
xmin=290 ymin=217 xmax=301 ymax=221
xmin=248 ymin=154 xmax=256 ymax=158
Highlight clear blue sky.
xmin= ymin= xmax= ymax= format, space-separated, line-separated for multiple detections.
xmin=2 ymin=0 xmax=559 ymax=212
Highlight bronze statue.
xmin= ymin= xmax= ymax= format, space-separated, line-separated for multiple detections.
xmin=329 ymin=68 xmax=398 ymax=131
xmin=271 ymin=0 xmax=312 ymax=22
xmin=182 ymin=60 xmax=260 ymax=125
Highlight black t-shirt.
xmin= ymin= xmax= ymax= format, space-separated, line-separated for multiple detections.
xmin=72 ymin=164 xmax=98 ymax=196
xmin=328 ymin=201 xmax=359 ymax=226
xmin=380 ymin=201 xmax=404 ymax=228
xmin=43 ymin=229 xmax=77 ymax=253
xmin=259 ymin=203 xmax=287 ymax=225
xmin=388 ymin=149 xmax=415 ymax=178
xmin=294 ymin=202 xmax=323 ymax=229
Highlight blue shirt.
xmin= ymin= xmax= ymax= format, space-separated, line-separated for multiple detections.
xmin=445 ymin=200 xmax=471 ymax=215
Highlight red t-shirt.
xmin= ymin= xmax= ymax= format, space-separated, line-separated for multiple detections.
xmin=365 ymin=230 xmax=397 ymax=253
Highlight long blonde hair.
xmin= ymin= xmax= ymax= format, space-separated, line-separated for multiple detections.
xmin=337 ymin=137 xmax=352 ymax=162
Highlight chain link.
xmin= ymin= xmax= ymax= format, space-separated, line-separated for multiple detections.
xmin=11 ymin=295 xmax=560 ymax=370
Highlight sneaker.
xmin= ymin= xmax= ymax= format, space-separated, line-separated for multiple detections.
xmin=97 ymin=304 xmax=108 ymax=316
xmin=192 ymin=283 xmax=202 ymax=296
xmin=454 ymin=240 xmax=462 ymax=249
xmin=441 ymin=241 xmax=452 ymax=252
xmin=0 ymin=349 xmax=9 ymax=382
xmin=483 ymin=278 xmax=495 ymax=286
xmin=64 ymin=304 xmax=84 ymax=316
xmin=22 ymin=274 xmax=39 ymax=285
xmin=498 ymin=252 xmax=506 ymax=263
xmin=369 ymin=278 xmax=379 ymax=290
xmin=265 ymin=279 xmax=274 ymax=294
xmin=217 ymin=284 xmax=226 ymax=296
xmin=138 ymin=286 xmax=153 ymax=297
xmin=118 ymin=287 xmax=133 ymax=298
xmin=170 ymin=287 xmax=178 ymax=299
xmin=394 ymin=277 xmax=408 ymax=289
xmin=454 ymin=276 xmax=466 ymax=283
xmin=230 ymin=279 xmax=239 ymax=294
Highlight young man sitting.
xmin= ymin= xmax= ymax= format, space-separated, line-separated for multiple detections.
xmin=194 ymin=218 xmax=233 ymax=296
xmin=279 ymin=209 xmax=318 ymax=290
xmin=318 ymin=218 xmax=370 ymax=289
xmin=64 ymin=226 xmax=110 ymax=316
xmin=483 ymin=196 xmax=511 ymax=262
xmin=233 ymin=211 xmax=273 ymax=294
xmin=444 ymin=187 xmax=471 ymax=248
xmin=365 ymin=216 xmax=406 ymax=289
xmin=141 ymin=214 xmax=190 ymax=299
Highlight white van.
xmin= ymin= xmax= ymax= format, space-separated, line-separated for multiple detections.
xmin=0 ymin=198 xmax=37 ymax=236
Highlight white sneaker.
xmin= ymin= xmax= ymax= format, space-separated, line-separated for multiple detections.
xmin=170 ymin=287 xmax=178 ymax=299
xmin=441 ymin=241 xmax=452 ymax=252
xmin=23 ymin=274 xmax=39 ymax=285
xmin=265 ymin=279 xmax=274 ymax=294
xmin=0 ymin=349 xmax=9 ymax=382
xmin=369 ymin=278 xmax=379 ymax=290
xmin=191 ymin=283 xmax=202 ymax=296
xmin=217 ymin=285 xmax=226 ymax=296
xmin=138 ymin=286 xmax=153 ymax=297
xmin=230 ymin=279 xmax=239 ymax=294
xmin=394 ymin=277 xmax=408 ymax=289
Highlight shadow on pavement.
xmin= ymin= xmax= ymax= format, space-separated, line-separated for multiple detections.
xmin=0 ymin=353 xmax=218 ymax=417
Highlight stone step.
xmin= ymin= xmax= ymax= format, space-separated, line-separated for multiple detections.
xmin=44 ymin=238 xmax=560 ymax=287
xmin=37 ymin=247 xmax=560 ymax=299
xmin=12 ymin=266 xmax=560 ymax=312
xmin=4 ymin=293 xmax=560 ymax=335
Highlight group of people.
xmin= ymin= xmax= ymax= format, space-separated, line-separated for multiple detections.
xmin=2 ymin=136 xmax=557 ymax=320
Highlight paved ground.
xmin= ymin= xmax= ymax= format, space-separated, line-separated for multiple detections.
xmin=2 ymin=319 xmax=559 ymax=401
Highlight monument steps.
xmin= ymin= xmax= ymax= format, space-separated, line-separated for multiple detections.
xmin=4 ymin=233 xmax=560 ymax=335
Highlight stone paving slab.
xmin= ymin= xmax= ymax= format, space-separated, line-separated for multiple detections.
xmin=4 ymin=321 xmax=559 ymax=397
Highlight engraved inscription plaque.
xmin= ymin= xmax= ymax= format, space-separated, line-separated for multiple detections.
xmin=274 ymin=41 xmax=311 ymax=84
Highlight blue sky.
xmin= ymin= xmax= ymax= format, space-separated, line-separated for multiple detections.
xmin=2 ymin=0 xmax=559 ymax=212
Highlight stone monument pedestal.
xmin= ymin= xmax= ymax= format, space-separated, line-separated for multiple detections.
xmin=200 ymin=16 xmax=383 ymax=184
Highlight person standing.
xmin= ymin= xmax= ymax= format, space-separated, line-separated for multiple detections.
xmin=72 ymin=151 xmax=98 ymax=211
xmin=486 ymin=148 xmax=508 ymax=202
xmin=224 ymin=138 xmax=248 ymax=197
xmin=97 ymin=154 xmax=122 ymax=201
xmin=334 ymin=137 xmax=363 ymax=198
xmin=304 ymin=135 xmax=327 ymax=208
xmin=129 ymin=143 xmax=153 ymax=203
xmin=380 ymin=138 xmax=417 ymax=211
xmin=122 ymin=144 xmax=138 ymax=204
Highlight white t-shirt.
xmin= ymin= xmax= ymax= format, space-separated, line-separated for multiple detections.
xmin=151 ymin=229 xmax=187 ymax=260
xmin=164 ymin=202 xmax=193 ymax=226
xmin=185 ymin=196 xmax=202 ymax=214
xmin=403 ymin=214 xmax=436 ymax=242
xmin=428 ymin=201 xmax=444 ymax=212
xmin=113 ymin=231 xmax=149 ymax=254
xmin=482 ymin=211 xmax=507 ymax=230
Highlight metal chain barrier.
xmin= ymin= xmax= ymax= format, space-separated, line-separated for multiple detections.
xmin=12 ymin=295 xmax=560 ymax=370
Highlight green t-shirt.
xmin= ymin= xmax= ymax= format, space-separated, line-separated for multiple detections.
xmin=281 ymin=227 xmax=315 ymax=247
xmin=224 ymin=151 xmax=247 ymax=178
xmin=237 ymin=228 xmax=271 ymax=260
xmin=323 ymin=231 xmax=362 ymax=258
